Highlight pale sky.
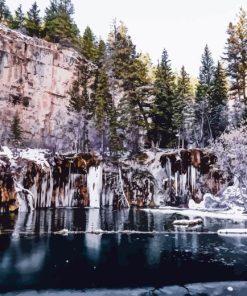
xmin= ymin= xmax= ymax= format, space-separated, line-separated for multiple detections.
xmin=6 ymin=0 xmax=247 ymax=77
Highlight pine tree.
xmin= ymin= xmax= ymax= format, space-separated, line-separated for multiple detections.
xmin=25 ymin=2 xmax=42 ymax=37
xmin=108 ymin=21 xmax=151 ymax=153
xmin=174 ymin=66 xmax=194 ymax=147
xmin=224 ymin=22 xmax=242 ymax=101
xmin=10 ymin=113 xmax=23 ymax=145
xmin=236 ymin=8 xmax=247 ymax=103
xmin=150 ymin=49 xmax=176 ymax=147
xmin=96 ymin=39 xmax=106 ymax=65
xmin=80 ymin=26 xmax=98 ymax=62
xmin=209 ymin=61 xmax=228 ymax=138
xmin=194 ymin=45 xmax=215 ymax=147
xmin=224 ymin=8 xmax=247 ymax=120
xmin=0 ymin=0 xmax=11 ymax=23
xmin=67 ymin=61 xmax=92 ymax=152
xmin=196 ymin=45 xmax=215 ymax=102
xmin=9 ymin=5 xmax=24 ymax=30
xmin=94 ymin=67 xmax=109 ymax=133
xmin=108 ymin=21 xmax=136 ymax=82
xmin=44 ymin=0 xmax=79 ymax=45
xmin=94 ymin=66 xmax=121 ymax=153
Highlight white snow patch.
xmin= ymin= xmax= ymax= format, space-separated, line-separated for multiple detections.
xmin=142 ymin=207 xmax=247 ymax=220
xmin=217 ymin=228 xmax=247 ymax=236
xmin=19 ymin=148 xmax=50 ymax=169
xmin=173 ymin=218 xmax=203 ymax=226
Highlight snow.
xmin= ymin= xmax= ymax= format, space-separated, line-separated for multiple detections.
xmin=142 ymin=207 xmax=247 ymax=220
xmin=0 ymin=146 xmax=50 ymax=169
xmin=0 ymin=146 xmax=15 ymax=166
xmin=173 ymin=218 xmax=203 ymax=226
xmin=217 ymin=228 xmax=247 ymax=236
xmin=54 ymin=229 xmax=69 ymax=236
xmin=19 ymin=148 xmax=50 ymax=169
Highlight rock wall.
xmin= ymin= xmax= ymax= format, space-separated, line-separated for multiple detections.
xmin=0 ymin=25 xmax=95 ymax=151
xmin=0 ymin=147 xmax=227 ymax=212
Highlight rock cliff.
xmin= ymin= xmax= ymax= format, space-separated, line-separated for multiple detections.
xmin=0 ymin=25 xmax=95 ymax=151
xmin=0 ymin=147 xmax=227 ymax=212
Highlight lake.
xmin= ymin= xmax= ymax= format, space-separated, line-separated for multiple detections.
xmin=0 ymin=208 xmax=247 ymax=295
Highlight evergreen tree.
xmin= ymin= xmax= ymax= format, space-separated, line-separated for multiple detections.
xmin=80 ymin=26 xmax=98 ymax=62
xmin=96 ymin=39 xmax=106 ymax=65
xmin=9 ymin=5 xmax=24 ymax=30
xmin=225 ymin=22 xmax=242 ymax=101
xmin=10 ymin=113 xmax=23 ymax=145
xmin=25 ymin=2 xmax=42 ymax=37
xmin=224 ymin=8 xmax=247 ymax=120
xmin=150 ymin=49 xmax=176 ymax=147
xmin=94 ymin=66 xmax=121 ymax=153
xmin=44 ymin=0 xmax=79 ymax=45
xmin=0 ymin=0 xmax=11 ymax=23
xmin=108 ymin=21 xmax=136 ymax=82
xmin=94 ymin=67 xmax=109 ymax=134
xmin=67 ymin=61 xmax=92 ymax=152
xmin=174 ymin=66 xmax=194 ymax=147
xmin=209 ymin=61 xmax=228 ymax=138
xmin=196 ymin=45 xmax=215 ymax=102
xmin=236 ymin=8 xmax=247 ymax=103
xmin=108 ymin=21 xmax=151 ymax=153
xmin=194 ymin=45 xmax=215 ymax=147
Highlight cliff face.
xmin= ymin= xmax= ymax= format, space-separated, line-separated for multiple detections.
xmin=0 ymin=25 xmax=94 ymax=151
xmin=0 ymin=147 xmax=226 ymax=212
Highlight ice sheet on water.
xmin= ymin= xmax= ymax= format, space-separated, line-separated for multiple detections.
xmin=142 ymin=206 xmax=247 ymax=220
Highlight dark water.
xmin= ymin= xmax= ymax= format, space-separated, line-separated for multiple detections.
xmin=1 ymin=208 xmax=247 ymax=295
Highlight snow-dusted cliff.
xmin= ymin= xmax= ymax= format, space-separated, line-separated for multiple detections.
xmin=0 ymin=146 xmax=230 ymax=213
xmin=0 ymin=25 xmax=95 ymax=150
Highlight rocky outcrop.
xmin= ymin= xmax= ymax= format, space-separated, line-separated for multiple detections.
xmin=0 ymin=25 xmax=96 ymax=151
xmin=0 ymin=147 xmax=102 ymax=212
xmin=0 ymin=147 xmax=226 ymax=212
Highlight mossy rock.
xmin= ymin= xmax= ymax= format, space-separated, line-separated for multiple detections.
xmin=135 ymin=152 xmax=149 ymax=164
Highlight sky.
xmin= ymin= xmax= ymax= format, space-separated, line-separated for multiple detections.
xmin=6 ymin=0 xmax=247 ymax=77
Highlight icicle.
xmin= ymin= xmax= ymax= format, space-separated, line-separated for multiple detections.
xmin=191 ymin=165 xmax=196 ymax=193
xmin=118 ymin=167 xmax=130 ymax=208
xmin=15 ymin=182 xmax=34 ymax=212
xmin=87 ymin=164 xmax=103 ymax=208
xmin=29 ymin=182 xmax=38 ymax=208
xmin=46 ymin=167 xmax=53 ymax=207
xmin=165 ymin=158 xmax=172 ymax=180
xmin=181 ymin=173 xmax=187 ymax=196
xmin=40 ymin=173 xmax=49 ymax=208
xmin=174 ymin=171 xmax=178 ymax=196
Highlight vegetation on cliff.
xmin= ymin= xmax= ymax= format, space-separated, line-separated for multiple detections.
xmin=1 ymin=1 xmax=247 ymax=157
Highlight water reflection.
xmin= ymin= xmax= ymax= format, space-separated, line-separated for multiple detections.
xmin=1 ymin=208 xmax=247 ymax=291
xmin=85 ymin=209 xmax=101 ymax=263
xmin=2 ymin=208 xmax=247 ymax=235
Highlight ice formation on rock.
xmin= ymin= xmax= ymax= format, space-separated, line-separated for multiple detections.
xmin=0 ymin=146 xmax=237 ymax=212
xmin=87 ymin=165 xmax=103 ymax=208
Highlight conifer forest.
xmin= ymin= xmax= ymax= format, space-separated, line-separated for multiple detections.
xmin=0 ymin=1 xmax=247 ymax=295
